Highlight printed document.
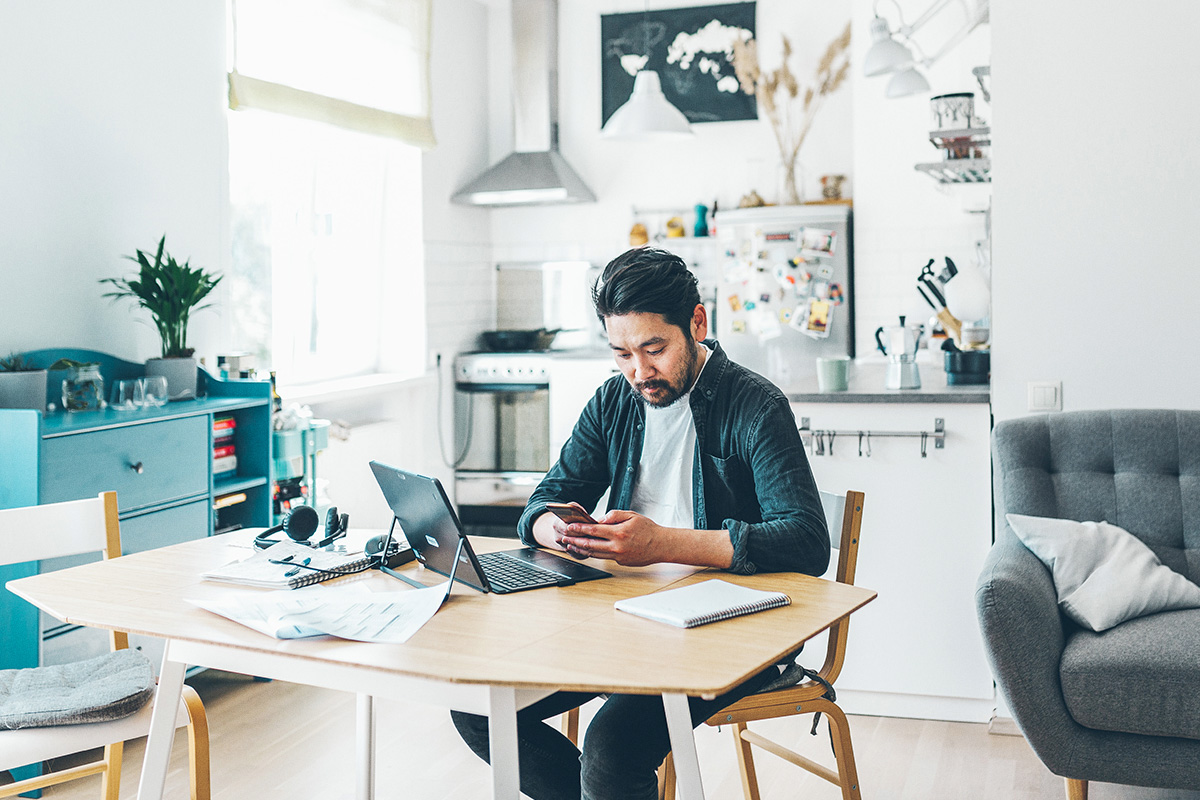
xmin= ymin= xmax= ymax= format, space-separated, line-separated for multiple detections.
xmin=190 ymin=582 xmax=447 ymax=643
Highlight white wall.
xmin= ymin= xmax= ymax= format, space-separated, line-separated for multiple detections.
xmin=990 ymin=0 xmax=1200 ymax=420
xmin=0 ymin=1 xmax=230 ymax=360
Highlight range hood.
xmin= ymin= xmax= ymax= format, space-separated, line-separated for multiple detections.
xmin=452 ymin=0 xmax=595 ymax=206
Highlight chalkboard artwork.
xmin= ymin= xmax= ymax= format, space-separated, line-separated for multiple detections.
xmin=601 ymin=2 xmax=757 ymax=126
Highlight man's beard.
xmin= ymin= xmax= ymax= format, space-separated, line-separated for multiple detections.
xmin=637 ymin=339 xmax=699 ymax=408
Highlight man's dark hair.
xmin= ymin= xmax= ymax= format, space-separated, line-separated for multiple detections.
xmin=592 ymin=247 xmax=701 ymax=335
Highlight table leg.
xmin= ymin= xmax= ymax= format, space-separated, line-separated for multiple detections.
xmin=663 ymin=693 xmax=705 ymax=800
xmin=487 ymin=686 xmax=520 ymax=800
xmin=136 ymin=652 xmax=187 ymax=800
xmin=355 ymin=694 xmax=376 ymax=800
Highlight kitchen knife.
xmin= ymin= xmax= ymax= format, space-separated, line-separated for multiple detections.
xmin=918 ymin=260 xmax=948 ymax=307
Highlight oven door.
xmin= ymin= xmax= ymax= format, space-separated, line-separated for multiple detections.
xmin=454 ymin=386 xmax=550 ymax=538
xmin=455 ymin=470 xmax=545 ymax=538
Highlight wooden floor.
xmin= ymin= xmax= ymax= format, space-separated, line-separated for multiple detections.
xmin=9 ymin=669 xmax=1194 ymax=799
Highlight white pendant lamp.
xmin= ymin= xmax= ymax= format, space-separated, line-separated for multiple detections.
xmin=602 ymin=70 xmax=694 ymax=140
xmin=863 ymin=17 xmax=914 ymax=77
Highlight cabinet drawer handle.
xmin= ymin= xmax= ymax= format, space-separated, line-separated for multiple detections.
xmin=129 ymin=461 xmax=144 ymax=474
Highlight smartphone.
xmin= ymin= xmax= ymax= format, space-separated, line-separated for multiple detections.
xmin=545 ymin=502 xmax=598 ymax=525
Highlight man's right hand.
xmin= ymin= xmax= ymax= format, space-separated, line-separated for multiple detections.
xmin=532 ymin=504 xmax=601 ymax=559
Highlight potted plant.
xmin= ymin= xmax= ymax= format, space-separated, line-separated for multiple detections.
xmin=100 ymin=235 xmax=222 ymax=401
xmin=0 ymin=352 xmax=48 ymax=411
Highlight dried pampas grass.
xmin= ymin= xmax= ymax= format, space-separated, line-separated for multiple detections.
xmin=733 ymin=22 xmax=851 ymax=204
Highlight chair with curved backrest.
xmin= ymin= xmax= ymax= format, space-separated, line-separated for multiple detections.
xmin=562 ymin=490 xmax=866 ymax=800
xmin=0 ymin=491 xmax=210 ymax=800
xmin=978 ymin=410 xmax=1200 ymax=800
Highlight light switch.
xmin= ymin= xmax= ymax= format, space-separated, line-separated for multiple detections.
xmin=1027 ymin=381 xmax=1063 ymax=412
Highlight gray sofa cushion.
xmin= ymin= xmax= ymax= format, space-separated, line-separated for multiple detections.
xmin=0 ymin=649 xmax=154 ymax=729
xmin=1061 ymin=607 xmax=1200 ymax=741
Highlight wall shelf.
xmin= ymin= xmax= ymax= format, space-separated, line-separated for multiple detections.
xmin=917 ymin=126 xmax=992 ymax=184
xmin=915 ymin=158 xmax=992 ymax=184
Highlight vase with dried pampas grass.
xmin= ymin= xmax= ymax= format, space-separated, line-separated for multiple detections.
xmin=733 ymin=22 xmax=851 ymax=205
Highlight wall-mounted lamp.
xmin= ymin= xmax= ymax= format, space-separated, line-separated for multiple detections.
xmin=863 ymin=0 xmax=989 ymax=98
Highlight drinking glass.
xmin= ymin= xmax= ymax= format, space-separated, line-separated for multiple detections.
xmin=110 ymin=379 xmax=144 ymax=411
xmin=142 ymin=375 xmax=169 ymax=407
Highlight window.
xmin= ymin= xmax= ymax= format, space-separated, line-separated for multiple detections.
xmin=226 ymin=0 xmax=432 ymax=386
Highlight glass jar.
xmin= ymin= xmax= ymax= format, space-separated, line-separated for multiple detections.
xmin=62 ymin=363 xmax=104 ymax=412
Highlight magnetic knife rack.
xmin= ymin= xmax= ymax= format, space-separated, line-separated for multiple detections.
xmin=798 ymin=417 xmax=946 ymax=458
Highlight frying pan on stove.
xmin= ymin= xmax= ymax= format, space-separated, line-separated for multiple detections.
xmin=480 ymin=328 xmax=561 ymax=352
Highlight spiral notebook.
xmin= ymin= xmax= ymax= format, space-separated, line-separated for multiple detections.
xmin=202 ymin=541 xmax=374 ymax=590
xmin=614 ymin=579 xmax=791 ymax=629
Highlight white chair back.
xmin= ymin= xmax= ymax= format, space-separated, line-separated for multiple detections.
xmin=0 ymin=493 xmax=117 ymax=567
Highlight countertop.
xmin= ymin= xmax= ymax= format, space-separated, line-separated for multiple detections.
xmin=784 ymin=362 xmax=990 ymax=404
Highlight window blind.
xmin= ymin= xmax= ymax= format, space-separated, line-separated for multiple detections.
xmin=228 ymin=0 xmax=435 ymax=149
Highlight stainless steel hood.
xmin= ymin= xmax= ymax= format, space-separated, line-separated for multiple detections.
xmin=452 ymin=0 xmax=595 ymax=206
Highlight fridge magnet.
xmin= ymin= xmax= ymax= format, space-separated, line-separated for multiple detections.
xmin=727 ymin=294 xmax=743 ymax=312
xmin=759 ymin=292 xmax=772 ymax=304
xmin=790 ymin=297 xmax=832 ymax=339
xmin=815 ymin=262 xmax=834 ymax=280
xmin=743 ymin=299 xmax=756 ymax=310
xmin=731 ymin=319 xmax=746 ymax=333
xmin=799 ymin=227 xmax=837 ymax=257
xmin=828 ymin=282 xmax=845 ymax=305
xmin=779 ymin=306 xmax=794 ymax=324
xmin=756 ymin=309 xmax=782 ymax=342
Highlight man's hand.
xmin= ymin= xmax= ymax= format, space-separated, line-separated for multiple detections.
xmin=558 ymin=509 xmax=671 ymax=567
xmin=536 ymin=506 xmax=736 ymax=569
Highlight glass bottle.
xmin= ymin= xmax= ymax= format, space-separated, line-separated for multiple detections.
xmin=62 ymin=363 xmax=104 ymax=412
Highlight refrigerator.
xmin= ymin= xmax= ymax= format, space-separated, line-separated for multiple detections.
xmin=700 ymin=205 xmax=854 ymax=388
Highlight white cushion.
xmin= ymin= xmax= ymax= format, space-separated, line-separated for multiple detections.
xmin=1007 ymin=513 xmax=1200 ymax=632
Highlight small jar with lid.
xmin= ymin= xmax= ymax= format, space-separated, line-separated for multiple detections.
xmin=62 ymin=363 xmax=104 ymax=412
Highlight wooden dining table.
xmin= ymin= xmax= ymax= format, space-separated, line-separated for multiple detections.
xmin=8 ymin=530 xmax=875 ymax=800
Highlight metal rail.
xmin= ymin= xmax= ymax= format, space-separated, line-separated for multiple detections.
xmin=798 ymin=418 xmax=945 ymax=457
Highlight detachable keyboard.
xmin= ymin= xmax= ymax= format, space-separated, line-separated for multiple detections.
xmin=477 ymin=551 xmax=568 ymax=592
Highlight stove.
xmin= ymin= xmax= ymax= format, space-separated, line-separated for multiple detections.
xmin=455 ymin=351 xmax=551 ymax=391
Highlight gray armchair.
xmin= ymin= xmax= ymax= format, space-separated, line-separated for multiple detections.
xmin=977 ymin=409 xmax=1200 ymax=799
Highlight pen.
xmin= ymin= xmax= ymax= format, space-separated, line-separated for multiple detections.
xmin=285 ymin=557 xmax=311 ymax=577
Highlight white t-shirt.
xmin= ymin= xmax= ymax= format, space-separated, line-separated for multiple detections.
xmin=630 ymin=344 xmax=710 ymax=529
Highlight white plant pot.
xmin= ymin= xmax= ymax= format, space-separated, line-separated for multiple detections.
xmin=145 ymin=357 xmax=198 ymax=401
xmin=0 ymin=369 xmax=48 ymax=411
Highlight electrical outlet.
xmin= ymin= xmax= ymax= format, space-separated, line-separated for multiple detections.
xmin=1027 ymin=381 xmax=1063 ymax=412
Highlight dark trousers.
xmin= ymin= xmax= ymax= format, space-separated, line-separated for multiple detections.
xmin=450 ymin=666 xmax=775 ymax=800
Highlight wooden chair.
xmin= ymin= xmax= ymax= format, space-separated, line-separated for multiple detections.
xmin=0 ymin=492 xmax=210 ymax=800
xmin=564 ymin=490 xmax=866 ymax=800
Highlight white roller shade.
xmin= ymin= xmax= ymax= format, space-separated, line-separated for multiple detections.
xmin=229 ymin=0 xmax=434 ymax=148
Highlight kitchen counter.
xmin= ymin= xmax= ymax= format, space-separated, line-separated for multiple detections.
xmin=784 ymin=362 xmax=990 ymax=404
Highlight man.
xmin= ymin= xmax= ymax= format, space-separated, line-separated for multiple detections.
xmin=452 ymin=247 xmax=829 ymax=800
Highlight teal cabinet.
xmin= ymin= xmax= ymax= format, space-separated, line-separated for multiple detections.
xmin=0 ymin=350 xmax=272 ymax=672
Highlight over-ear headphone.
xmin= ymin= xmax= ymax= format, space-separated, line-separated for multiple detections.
xmin=254 ymin=505 xmax=350 ymax=550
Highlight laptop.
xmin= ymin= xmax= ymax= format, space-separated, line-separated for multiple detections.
xmin=369 ymin=461 xmax=612 ymax=594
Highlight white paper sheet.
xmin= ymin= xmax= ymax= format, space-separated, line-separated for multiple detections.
xmin=189 ymin=581 xmax=448 ymax=643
